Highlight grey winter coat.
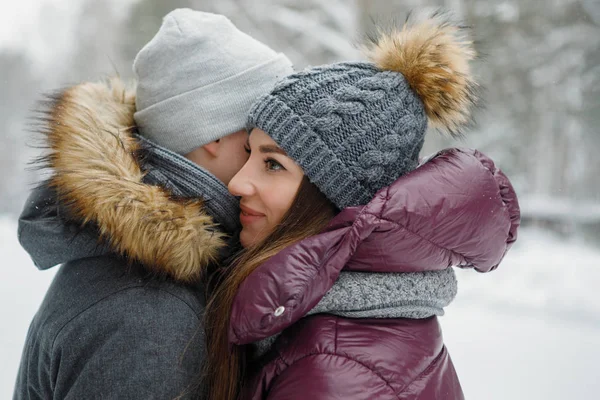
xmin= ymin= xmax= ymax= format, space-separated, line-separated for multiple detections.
xmin=14 ymin=79 xmax=234 ymax=400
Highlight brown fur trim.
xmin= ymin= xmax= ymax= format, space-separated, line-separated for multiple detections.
xmin=362 ymin=11 xmax=479 ymax=137
xmin=41 ymin=77 xmax=225 ymax=283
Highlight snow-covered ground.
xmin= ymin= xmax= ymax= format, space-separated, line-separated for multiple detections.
xmin=444 ymin=227 xmax=600 ymax=399
xmin=2 ymin=215 xmax=599 ymax=399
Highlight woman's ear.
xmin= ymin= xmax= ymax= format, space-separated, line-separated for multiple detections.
xmin=202 ymin=139 xmax=221 ymax=158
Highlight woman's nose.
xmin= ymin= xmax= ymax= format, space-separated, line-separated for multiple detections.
xmin=228 ymin=165 xmax=255 ymax=197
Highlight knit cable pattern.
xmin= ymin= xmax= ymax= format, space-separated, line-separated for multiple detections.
xmin=248 ymin=61 xmax=427 ymax=209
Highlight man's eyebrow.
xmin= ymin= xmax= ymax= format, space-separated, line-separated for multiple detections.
xmin=258 ymin=144 xmax=287 ymax=155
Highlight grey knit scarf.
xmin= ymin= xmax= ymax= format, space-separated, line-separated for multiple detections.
xmin=136 ymin=134 xmax=241 ymax=235
xmin=253 ymin=267 xmax=457 ymax=357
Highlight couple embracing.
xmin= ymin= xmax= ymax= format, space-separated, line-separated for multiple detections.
xmin=15 ymin=8 xmax=519 ymax=400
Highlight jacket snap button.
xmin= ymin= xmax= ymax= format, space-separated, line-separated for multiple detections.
xmin=274 ymin=306 xmax=285 ymax=317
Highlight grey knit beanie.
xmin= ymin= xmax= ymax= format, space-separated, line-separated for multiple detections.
xmin=133 ymin=9 xmax=294 ymax=155
xmin=248 ymin=14 xmax=479 ymax=209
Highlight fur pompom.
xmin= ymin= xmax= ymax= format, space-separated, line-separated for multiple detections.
xmin=363 ymin=11 xmax=479 ymax=137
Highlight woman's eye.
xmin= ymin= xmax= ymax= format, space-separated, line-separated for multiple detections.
xmin=265 ymin=158 xmax=284 ymax=171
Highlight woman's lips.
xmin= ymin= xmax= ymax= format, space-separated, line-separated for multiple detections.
xmin=239 ymin=204 xmax=265 ymax=226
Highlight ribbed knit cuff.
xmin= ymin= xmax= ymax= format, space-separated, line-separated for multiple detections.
xmin=134 ymin=54 xmax=293 ymax=155
xmin=309 ymin=268 xmax=457 ymax=319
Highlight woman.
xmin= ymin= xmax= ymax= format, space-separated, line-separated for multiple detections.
xmin=205 ymin=13 xmax=520 ymax=400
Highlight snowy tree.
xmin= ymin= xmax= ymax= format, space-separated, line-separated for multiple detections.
xmin=119 ymin=0 xmax=196 ymax=66
xmin=66 ymin=0 xmax=132 ymax=81
xmin=1 ymin=0 xmax=599 ymax=238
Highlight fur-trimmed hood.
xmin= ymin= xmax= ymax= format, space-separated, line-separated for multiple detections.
xmin=30 ymin=78 xmax=227 ymax=282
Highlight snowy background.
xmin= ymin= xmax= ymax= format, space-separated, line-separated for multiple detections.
xmin=1 ymin=0 xmax=599 ymax=399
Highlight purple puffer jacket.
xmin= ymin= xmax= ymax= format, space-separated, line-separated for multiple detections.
xmin=229 ymin=148 xmax=520 ymax=400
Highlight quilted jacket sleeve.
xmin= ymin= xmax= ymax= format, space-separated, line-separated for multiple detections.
xmin=266 ymin=354 xmax=397 ymax=400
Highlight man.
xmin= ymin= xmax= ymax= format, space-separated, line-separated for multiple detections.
xmin=14 ymin=9 xmax=292 ymax=399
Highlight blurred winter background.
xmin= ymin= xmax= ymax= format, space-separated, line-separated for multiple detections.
xmin=1 ymin=0 xmax=599 ymax=398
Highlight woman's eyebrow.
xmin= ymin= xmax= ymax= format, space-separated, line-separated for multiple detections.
xmin=259 ymin=145 xmax=287 ymax=155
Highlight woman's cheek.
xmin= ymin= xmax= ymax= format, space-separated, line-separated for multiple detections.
xmin=270 ymin=188 xmax=291 ymax=223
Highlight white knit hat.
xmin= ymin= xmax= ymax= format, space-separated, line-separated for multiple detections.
xmin=133 ymin=9 xmax=294 ymax=155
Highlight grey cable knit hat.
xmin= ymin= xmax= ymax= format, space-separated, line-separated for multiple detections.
xmin=248 ymin=13 xmax=479 ymax=209
xmin=133 ymin=9 xmax=294 ymax=155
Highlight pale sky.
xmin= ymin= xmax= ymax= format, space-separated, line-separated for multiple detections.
xmin=0 ymin=0 xmax=41 ymax=48
xmin=0 ymin=0 xmax=68 ymax=47
xmin=0 ymin=0 xmax=134 ymax=67
xmin=0 ymin=0 xmax=81 ymax=68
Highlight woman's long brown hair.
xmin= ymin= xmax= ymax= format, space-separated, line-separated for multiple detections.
xmin=204 ymin=176 xmax=337 ymax=400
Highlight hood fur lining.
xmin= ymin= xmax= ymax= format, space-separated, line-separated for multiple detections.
xmin=39 ymin=78 xmax=225 ymax=282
